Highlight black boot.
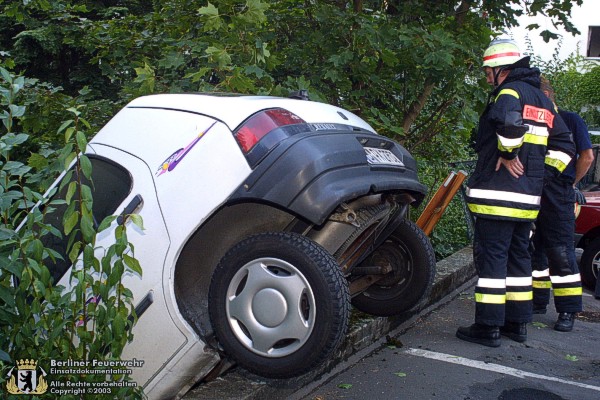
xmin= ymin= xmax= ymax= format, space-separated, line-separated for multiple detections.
xmin=554 ymin=313 xmax=576 ymax=332
xmin=500 ymin=321 xmax=527 ymax=342
xmin=456 ymin=323 xmax=500 ymax=347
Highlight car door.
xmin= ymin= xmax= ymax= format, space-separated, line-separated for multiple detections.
xmin=48 ymin=146 xmax=191 ymax=388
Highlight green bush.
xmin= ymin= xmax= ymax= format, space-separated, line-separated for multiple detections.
xmin=0 ymin=68 xmax=143 ymax=399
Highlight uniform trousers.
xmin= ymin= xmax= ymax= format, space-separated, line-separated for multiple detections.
xmin=531 ymin=178 xmax=583 ymax=312
xmin=473 ymin=217 xmax=533 ymax=326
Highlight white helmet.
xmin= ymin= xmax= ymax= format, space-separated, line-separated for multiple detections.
xmin=482 ymin=39 xmax=521 ymax=68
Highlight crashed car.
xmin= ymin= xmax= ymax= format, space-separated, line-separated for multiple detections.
xmin=42 ymin=93 xmax=435 ymax=399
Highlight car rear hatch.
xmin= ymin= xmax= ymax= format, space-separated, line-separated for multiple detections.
xmin=228 ymin=107 xmax=427 ymax=225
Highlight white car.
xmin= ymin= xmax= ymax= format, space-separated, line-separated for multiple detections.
xmin=43 ymin=93 xmax=435 ymax=399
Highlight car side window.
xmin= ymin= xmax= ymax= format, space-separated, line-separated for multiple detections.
xmin=41 ymin=156 xmax=132 ymax=283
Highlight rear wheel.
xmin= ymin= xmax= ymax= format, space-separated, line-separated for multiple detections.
xmin=351 ymin=219 xmax=435 ymax=316
xmin=580 ymin=237 xmax=600 ymax=289
xmin=208 ymin=232 xmax=349 ymax=378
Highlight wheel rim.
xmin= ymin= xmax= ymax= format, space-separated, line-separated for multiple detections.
xmin=363 ymin=237 xmax=413 ymax=299
xmin=225 ymin=257 xmax=316 ymax=358
xmin=592 ymin=251 xmax=600 ymax=281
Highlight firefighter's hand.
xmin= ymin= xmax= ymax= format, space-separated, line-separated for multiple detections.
xmin=496 ymin=156 xmax=524 ymax=179
xmin=574 ymin=186 xmax=586 ymax=205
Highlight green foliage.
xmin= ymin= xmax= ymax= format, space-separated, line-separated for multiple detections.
xmin=0 ymin=0 xmax=592 ymax=267
xmin=0 ymin=0 xmax=585 ymax=158
xmin=527 ymin=37 xmax=600 ymax=127
xmin=0 ymin=68 xmax=143 ymax=399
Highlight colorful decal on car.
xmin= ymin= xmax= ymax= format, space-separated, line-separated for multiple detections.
xmin=155 ymin=121 xmax=217 ymax=176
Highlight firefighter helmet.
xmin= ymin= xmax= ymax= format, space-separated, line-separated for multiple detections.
xmin=482 ymin=39 xmax=521 ymax=68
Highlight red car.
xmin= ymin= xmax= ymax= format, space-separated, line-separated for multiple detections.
xmin=575 ymin=190 xmax=600 ymax=289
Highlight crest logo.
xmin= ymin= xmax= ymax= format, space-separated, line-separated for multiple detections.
xmin=5 ymin=359 xmax=48 ymax=394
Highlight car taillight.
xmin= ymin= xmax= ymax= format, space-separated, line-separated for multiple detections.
xmin=235 ymin=108 xmax=305 ymax=153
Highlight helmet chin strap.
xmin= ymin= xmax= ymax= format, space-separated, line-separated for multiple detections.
xmin=493 ymin=67 xmax=507 ymax=87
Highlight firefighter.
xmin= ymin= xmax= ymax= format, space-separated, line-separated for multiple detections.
xmin=457 ymin=39 xmax=574 ymax=347
xmin=531 ymin=76 xmax=592 ymax=332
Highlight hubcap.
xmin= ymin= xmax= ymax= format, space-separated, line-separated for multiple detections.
xmin=225 ymin=257 xmax=316 ymax=357
xmin=252 ymin=289 xmax=287 ymax=327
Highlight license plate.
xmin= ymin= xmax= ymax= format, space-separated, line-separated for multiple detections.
xmin=364 ymin=147 xmax=404 ymax=166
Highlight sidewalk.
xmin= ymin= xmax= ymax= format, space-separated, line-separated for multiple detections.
xmin=183 ymin=246 xmax=476 ymax=400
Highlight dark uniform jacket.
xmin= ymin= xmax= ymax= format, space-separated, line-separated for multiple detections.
xmin=467 ymin=59 xmax=575 ymax=222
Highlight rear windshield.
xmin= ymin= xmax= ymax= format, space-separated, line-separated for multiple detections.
xmin=41 ymin=156 xmax=132 ymax=283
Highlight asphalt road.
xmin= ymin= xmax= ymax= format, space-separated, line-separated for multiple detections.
xmin=288 ymin=281 xmax=600 ymax=400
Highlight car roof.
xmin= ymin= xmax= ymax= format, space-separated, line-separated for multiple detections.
xmin=125 ymin=93 xmax=375 ymax=132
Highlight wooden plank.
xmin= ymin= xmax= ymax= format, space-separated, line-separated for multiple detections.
xmin=416 ymin=170 xmax=468 ymax=236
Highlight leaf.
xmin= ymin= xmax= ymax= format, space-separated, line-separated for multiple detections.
xmin=3 ymin=133 xmax=28 ymax=146
xmin=129 ymin=214 xmax=144 ymax=230
xmin=27 ymin=153 xmax=48 ymax=170
xmin=63 ymin=209 xmax=79 ymax=235
xmin=198 ymin=2 xmax=218 ymax=17
xmin=80 ymin=184 xmax=93 ymax=209
xmin=68 ymin=241 xmax=82 ymax=263
xmin=1 ymin=260 xmax=21 ymax=278
xmin=108 ymin=260 xmax=125 ymax=287
xmin=206 ymin=46 xmax=232 ymax=68
xmin=97 ymin=215 xmax=117 ymax=232
xmin=80 ymin=212 xmax=96 ymax=243
xmin=198 ymin=3 xmax=222 ymax=31
xmin=0 ymin=67 xmax=12 ymax=83
xmin=532 ymin=321 xmax=547 ymax=329
xmin=243 ymin=0 xmax=269 ymax=24
xmin=113 ymin=313 xmax=126 ymax=338
xmin=540 ymin=30 xmax=559 ymax=43
xmin=0 ymin=227 xmax=15 ymax=240
xmin=0 ymin=285 xmax=16 ymax=309
xmin=123 ymin=254 xmax=142 ymax=276
xmin=63 ymin=151 xmax=77 ymax=171
xmin=385 ymin=335 xmax=403 ymax=348
xmin=64 ymin=126 xmax=76 ymax=143
xmin=33 ymin=279 xmax=46 ymax=296
xmin=0 ymin=349 xmax=11 ymax=362
xmin=133 ymin=62 xmax=156 ymax=93
xmin=26 ymin=238 xmax=44 ymax=260
xmin=185 ymin=67 xmax=211 ymax=83
xmin=56 ymin=119 xmax=73 ymax=133
xmin=79 ymin=154 xmax=92 ymax=180
xmin=8 ymin=104 xmax=26 ymax=117
xmin=565 ymin=354 xmax=579 ymax=362
xmin=79 ymin=117 xmax=91 ymax=130
xmin=394 ymin=372 xmax=407 ymax=377
xmin=76 ymin=131 xmax=87 ymax=153
xmin=65 ymin=181 xmax=77 ymax=205
xmin=338 ymin=383 xmax=352 ymax=389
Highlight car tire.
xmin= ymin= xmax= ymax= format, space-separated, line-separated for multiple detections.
xmin=580 ymin=237 xmax=600 ymax=289
xmin=208 ymin=231 xmax=350 ymax=378
xmin=351 ymin=219 xmax=435 ymax=316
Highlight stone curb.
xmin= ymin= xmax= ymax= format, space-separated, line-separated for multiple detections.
xmin=183 ymin=246 xmax=475 ymax=400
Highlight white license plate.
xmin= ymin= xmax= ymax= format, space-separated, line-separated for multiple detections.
xmin=364 ymin=147 xmax=404 ymax=166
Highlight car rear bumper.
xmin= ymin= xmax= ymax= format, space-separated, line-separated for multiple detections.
xmin=230 ymin=130 xmax=427 ymax=225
